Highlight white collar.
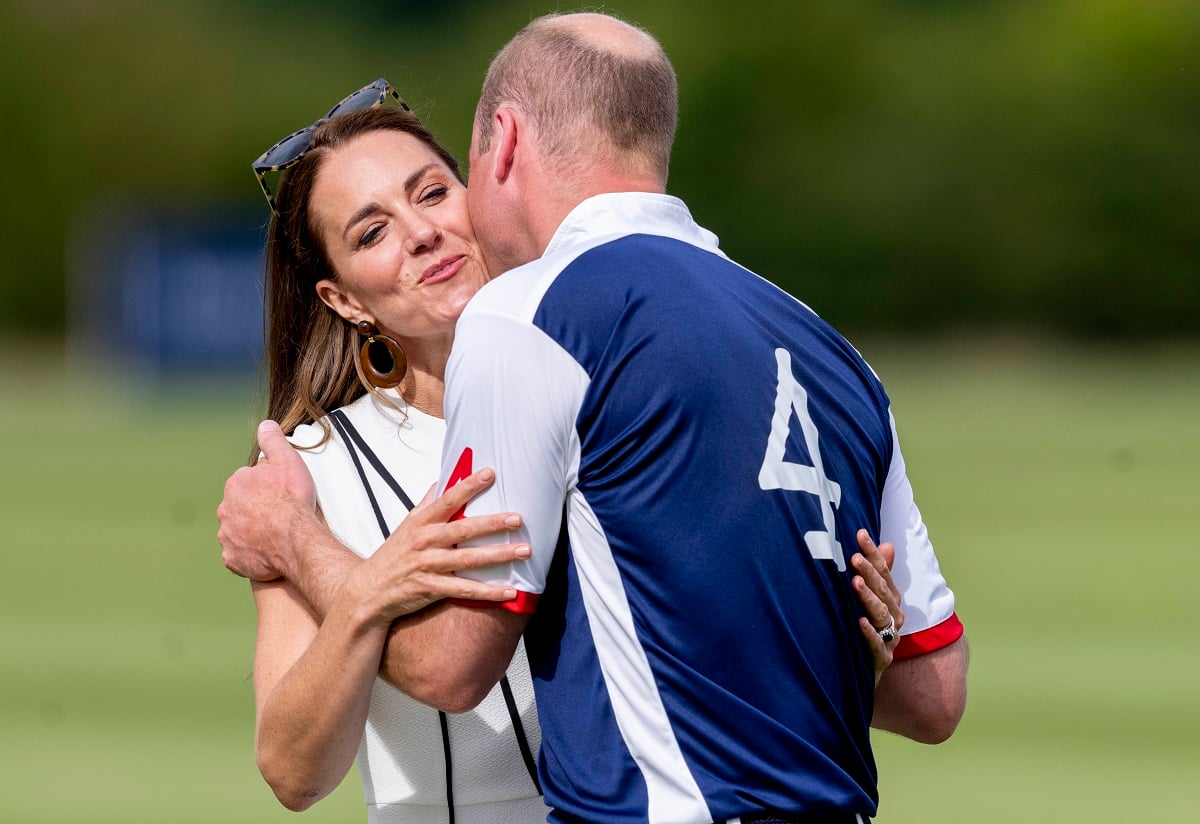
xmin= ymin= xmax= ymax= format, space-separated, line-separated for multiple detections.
xmin=543 ymin=192 xmax=723 ymax=259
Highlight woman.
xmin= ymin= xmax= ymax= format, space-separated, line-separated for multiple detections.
xmin=250 ymin=84 xmax=549 ymax=824
xmin=245 ymin=82 xmax=903 ymax=824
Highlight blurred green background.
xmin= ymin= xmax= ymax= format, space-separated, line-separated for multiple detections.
xmin=1 ymin=0 xmax=1196 ymax=822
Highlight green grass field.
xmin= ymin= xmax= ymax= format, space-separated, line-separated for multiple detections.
xmin=1 ymin=339 xmax=1196 ymax=823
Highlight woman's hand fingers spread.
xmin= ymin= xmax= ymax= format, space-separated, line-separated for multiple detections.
xmin=419 ymin=468 xmax=495 ymax=522
xmin=404 ymin=470 xmax=523 ymax=544
xmin=408 ymin=543 xmax=527 ymax=604
xmin=852 ymin=572 xmax=892 ymax=633
xmin=448 ymin=580 xmax=521 ymax=603
xmin=851 ymin=550 xmax=891 ymax=607
xmin=855 ymin=529 xmax=893 ymax=575
xmin=438 ymin=511 xmax=523 ymax=546
xmin=852 ymin=530 xmax=904 ymax=633
xmin=435 ymin=542 xmax=530 ymax=573
xmin=859 ymin=616 xmax=894 ymax=683
xmin=359 ymin=540 xmax=528 ymax=621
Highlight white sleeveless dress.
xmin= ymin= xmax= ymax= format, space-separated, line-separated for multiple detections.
xmin=290 ymin=390 xmax=549 ymax=824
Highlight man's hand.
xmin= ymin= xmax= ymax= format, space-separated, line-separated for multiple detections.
xmin=217 ymin=420 xmax=318 ymax=582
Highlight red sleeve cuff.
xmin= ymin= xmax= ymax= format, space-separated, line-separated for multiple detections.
xmin=894 ymin=612 xmax=964 ymax=660
xmin=447 ymin=590 xmax=540 ymax=614
xmin=442 ymin=447 xmax=539 ymax=615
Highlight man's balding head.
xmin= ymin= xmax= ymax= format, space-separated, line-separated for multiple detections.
xmin=474 ymin=12 xmax=678 ymax=184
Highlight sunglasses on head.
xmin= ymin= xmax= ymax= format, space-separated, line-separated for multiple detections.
xmin=252 ymin=78 xmax=411 ymax=216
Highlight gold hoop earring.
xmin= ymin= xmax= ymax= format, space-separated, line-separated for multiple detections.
xmin=356 ymin=320 xmax=407 ymax=389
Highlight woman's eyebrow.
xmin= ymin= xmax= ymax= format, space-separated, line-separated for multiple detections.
xmin=341 ymin=164 xmax=444 ymax=240
xmin=404 ymin=162 xmax=440 ymax=193
xmin=343 ymin=202 xmax=383 ymax=240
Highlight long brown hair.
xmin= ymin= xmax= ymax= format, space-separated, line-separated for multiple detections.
xmin=250 ymin=106 xmax=462 ymax=462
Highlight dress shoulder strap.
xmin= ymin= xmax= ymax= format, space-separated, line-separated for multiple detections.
xmin=326 ymin=406 xmax=542 ymax=813
xmin=326 ymin=408 xmax=462 ymax=821
xmin=328 ymin=409 xmax=399 ymax=540
xmin=328 ymin=408 xmax=416 ymax=519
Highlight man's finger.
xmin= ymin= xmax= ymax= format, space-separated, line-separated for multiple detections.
xmin=257 ymin=420 xmax=296 ymax=464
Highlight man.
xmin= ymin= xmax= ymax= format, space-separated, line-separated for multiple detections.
xmin=222 ymin=12 xmax=966 ymax=823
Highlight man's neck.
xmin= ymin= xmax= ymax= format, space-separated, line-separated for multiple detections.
xmin=529 ymin=175 xmax=667 ymax=260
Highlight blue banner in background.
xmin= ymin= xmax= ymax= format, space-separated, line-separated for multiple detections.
xmin=71 ymin=202 xmax=266 ymax=381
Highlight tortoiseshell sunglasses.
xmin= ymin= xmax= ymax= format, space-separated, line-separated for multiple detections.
xmin=251 ymin=78 xmax=411 ymax=216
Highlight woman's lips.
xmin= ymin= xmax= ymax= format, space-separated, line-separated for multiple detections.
xmin=420 ymin=254 xmax=466 ymax=285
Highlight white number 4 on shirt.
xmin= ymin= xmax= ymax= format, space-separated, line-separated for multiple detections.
xmin=757 ymin=348 xmax=846 ymax=571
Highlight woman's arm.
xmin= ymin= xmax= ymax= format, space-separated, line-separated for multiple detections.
xmin=251 ymin=578 xmax=387 ymax=811
xmin=243 ymin=474 xmax=532 ymax=811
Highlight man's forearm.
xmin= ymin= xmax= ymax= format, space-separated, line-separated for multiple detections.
xmin=379 ymin=601 xmax=529 ymax=713
xmin=271 ymin=509 xmax=364 ymax=620
xmin=872 ymin=635 xmax=969 ymax=744
xmin=268 ymin=507 xmax=528 ymax=708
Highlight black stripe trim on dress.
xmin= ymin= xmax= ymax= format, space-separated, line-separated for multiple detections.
xmin=330 ymin=407 xmax=542 ymax=808
xmin=329 ymin=409 xmax=456 ymax=820
xmin=500 ymin=675 xmax=543 ymax=794
xmin=328 ymin=410 xmax=390 ymax=538
xmin=439 ymin=708 xmax=456 ymax=824
xmin=329 ymin=408 xmax=417 ymax=510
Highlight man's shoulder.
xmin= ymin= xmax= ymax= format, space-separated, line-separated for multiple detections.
xmin=462 ymin=251 xmax=580 ymax=324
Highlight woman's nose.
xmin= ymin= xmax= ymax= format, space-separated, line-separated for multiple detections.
xmin=405 ymin=215 xmax=441 ymax=254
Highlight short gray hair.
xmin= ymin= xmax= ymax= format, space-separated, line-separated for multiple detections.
xmin=474 ymin=13 xmax=677 ymax=182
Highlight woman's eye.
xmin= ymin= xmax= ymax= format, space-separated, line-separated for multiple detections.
xmin=419 ymin=185 xmax=449 ymax=204
xmin=357 ymin=225 xmax=382 ymax=248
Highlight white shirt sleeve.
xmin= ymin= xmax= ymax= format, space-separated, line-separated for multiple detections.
xmin=879 ymin=410 xmax=957 ymax=636
xmin=438 ymin=309 xmax=588 ymax=597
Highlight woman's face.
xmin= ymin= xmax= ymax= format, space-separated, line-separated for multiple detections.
xmin=309 ymin=129 xmax=488 ymax=347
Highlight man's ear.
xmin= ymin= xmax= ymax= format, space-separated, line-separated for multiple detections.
xmin=493 ymin=107 xmax=520 ymax=183
xmin=315 ymin=279 xmax=364 ymax=324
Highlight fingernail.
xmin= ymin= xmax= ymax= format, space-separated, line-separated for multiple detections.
xmin=479 ymin=468 xmax=496 ymax=482
xmin=515 ymin=544 xmax=531 ymax=558
xmin=503 ymin=588 xmax=518 ymax=599
xmin=505 ymin=514 xmax=521 ymax=528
